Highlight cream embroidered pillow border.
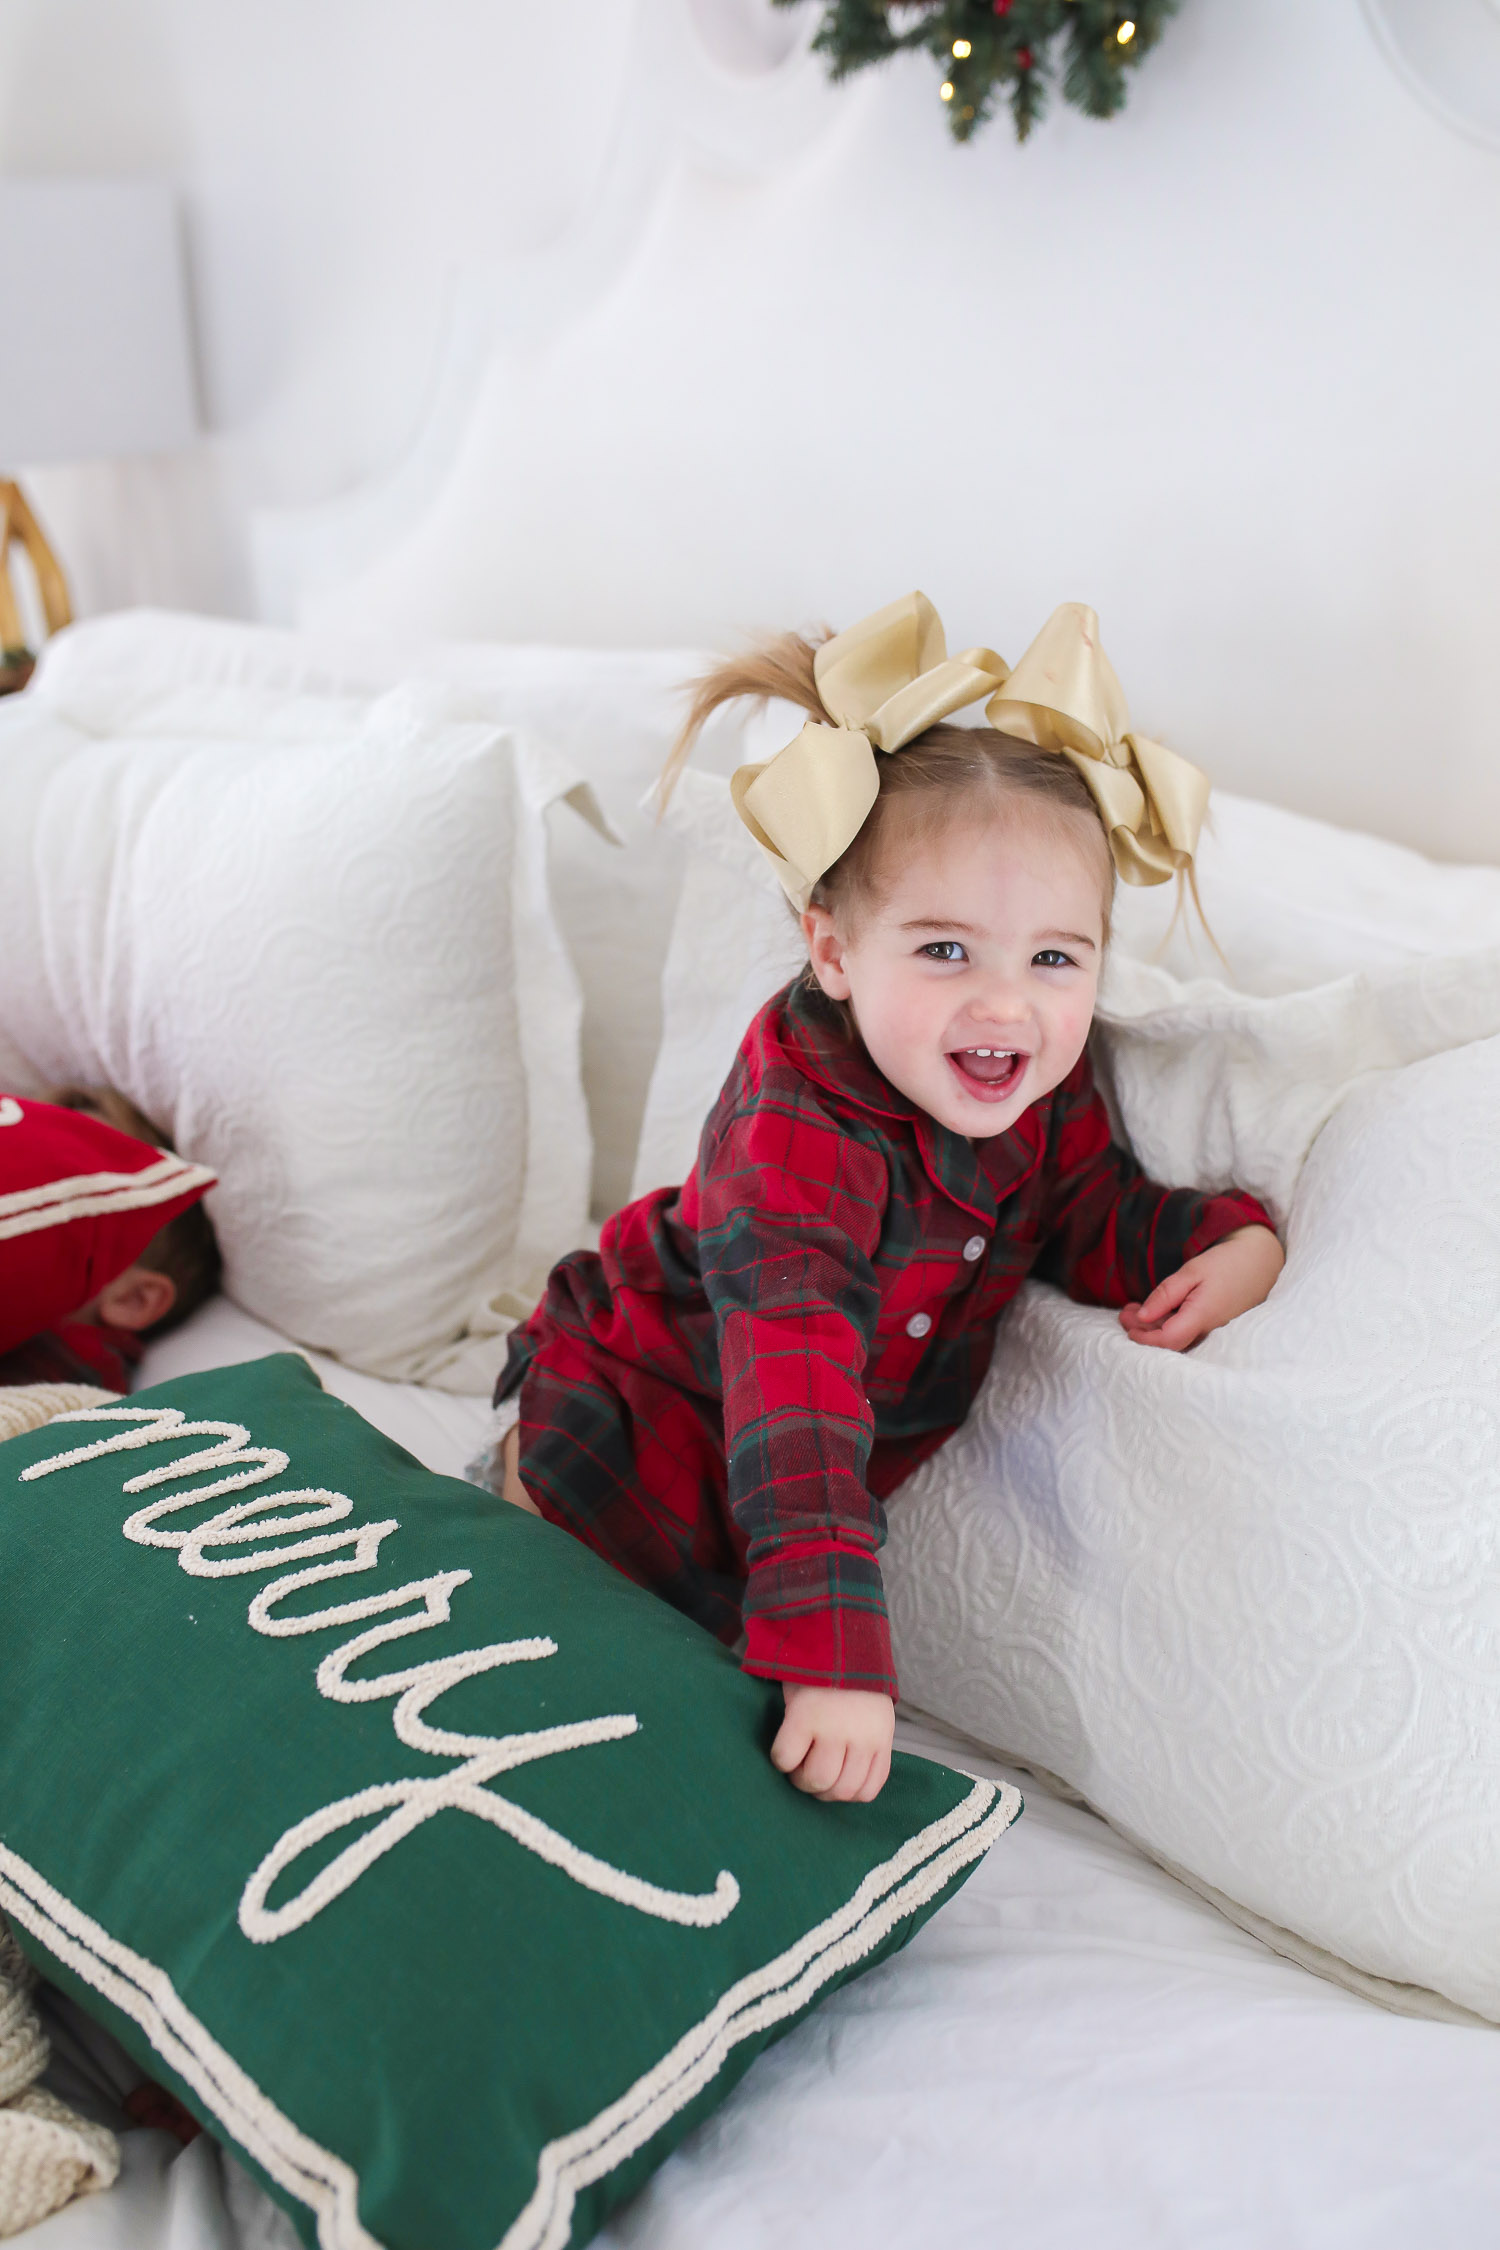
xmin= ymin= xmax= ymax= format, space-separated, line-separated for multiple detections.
xmin=0 ymin=1355 xmax=1016 ymax=2250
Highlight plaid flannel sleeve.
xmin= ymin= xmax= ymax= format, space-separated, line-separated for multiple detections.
xmin=695 ymin=1093 xmax=897 ymax=1697
xmin=1035 ymin=1052 xmax=1276 ymax=1307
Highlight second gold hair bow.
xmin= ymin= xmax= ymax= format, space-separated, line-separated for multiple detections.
xmin=986 ymin=602 xmax=1210 ymax=889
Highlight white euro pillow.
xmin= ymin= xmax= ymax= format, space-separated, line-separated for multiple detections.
xmin=0 ymin=680 xmax=594 ymax=1392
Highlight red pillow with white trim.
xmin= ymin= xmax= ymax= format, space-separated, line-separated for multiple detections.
xmin=0 ymin=1094 xmax=217 ymax=1357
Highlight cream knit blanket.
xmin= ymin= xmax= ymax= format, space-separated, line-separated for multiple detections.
xmin=0 ymin=1383 xmax=117 ymax=1447
xmin=0 ymin=1384 xmax=122 ymax=2237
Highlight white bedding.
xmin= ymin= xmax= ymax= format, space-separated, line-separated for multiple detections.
xmin=134 ymin=1297 xmax=493 ymax=1484
xmin=26 ymin=1304 xmax=1500 ymax=2250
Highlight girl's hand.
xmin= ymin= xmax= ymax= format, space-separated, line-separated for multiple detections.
xmin=1119 ymin=1224 xmax=1283 ymax=1353
xmin=770 ymin=1684 xmax=895 ymax=1803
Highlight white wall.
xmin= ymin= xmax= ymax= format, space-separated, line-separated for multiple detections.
xmin=2 ymin=0 xmax=1498 ymax=859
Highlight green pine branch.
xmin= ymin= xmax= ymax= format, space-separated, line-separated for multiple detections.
xmin=773 ymin=0 xmax=1181 ymax=144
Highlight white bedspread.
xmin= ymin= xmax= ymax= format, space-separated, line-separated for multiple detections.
xmin=25 ymin=1304 xmax=1500 ymax=2250
xmin=134 ymin=1297 xmax=494 ymax=1484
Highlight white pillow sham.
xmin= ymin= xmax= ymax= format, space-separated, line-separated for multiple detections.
xmin=0 ymin=680 xmax=594 ymax=1391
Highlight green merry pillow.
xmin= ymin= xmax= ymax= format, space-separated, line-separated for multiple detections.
xmin=0 ymin=1354 xmax=1016 ymax=2250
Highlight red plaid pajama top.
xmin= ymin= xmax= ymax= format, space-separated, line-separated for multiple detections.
xmin=498 ymin=978 xmax=1272 ymax=1698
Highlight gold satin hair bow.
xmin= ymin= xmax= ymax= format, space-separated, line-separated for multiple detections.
xmin=986 ymin=603 xmax=1210 ymax=890
xmin=730 ymin=592 xmax=1210 ymax=909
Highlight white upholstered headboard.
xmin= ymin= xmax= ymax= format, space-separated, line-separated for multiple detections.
xmin=241 ymin=0 xmax=1500 ymax=876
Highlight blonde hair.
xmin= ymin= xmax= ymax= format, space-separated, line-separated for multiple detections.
xmin=663 ymin=629 xmax=1116 ymax=936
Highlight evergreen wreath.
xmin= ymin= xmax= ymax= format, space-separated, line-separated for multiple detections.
xmin=773 ymin=0 xmax=1180 ymax=143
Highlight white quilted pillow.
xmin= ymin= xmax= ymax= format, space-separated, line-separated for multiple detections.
xmin=884 ymin=1029 xmax=1500 ymax=2022
xmin=0 ymin=681 xmax=594 ymax=1390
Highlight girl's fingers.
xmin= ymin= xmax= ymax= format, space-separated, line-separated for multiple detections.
xmin=1134 ymin=1266 xmax=1195 ymax=1324
xmin=854 ymin=1745 xmax=891 ymax=1803
xmin=832 ymin=1746 xmax=879 ymax=1803
xmin=1135 ymin=1301 xmax=1211 ymax=1351
xmin=772 ymin=1692 xmax=896 ymax=1802
xmin=815 ymin=1747 xmax=860 ymax=1802
xmin=794 ymin=1735 xmax=848 ymax=1797
xmin=769 ymin=1709 xmax=814 ymax=1774
xmin=808 ymin=1738 xmax=888 ymax=1801
xmin=1127 ymin=1280 xmax=1208 ymax=1338
xmin=827 ymin=1734 xmax=895 ymax=1802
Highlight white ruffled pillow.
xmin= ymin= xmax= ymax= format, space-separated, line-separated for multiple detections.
xmin=0 ymin=680 xmax=596 ymax=1391
xmin=1095 ymin=944 xmax=1500 ymax=1228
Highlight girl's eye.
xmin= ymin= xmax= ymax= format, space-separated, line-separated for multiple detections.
xmin=1033 ymin=949 xmax=1076 ymax=970
xmin=920 ymin=940 xmax=967 ymax=964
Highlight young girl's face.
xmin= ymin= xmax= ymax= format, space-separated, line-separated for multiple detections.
xmin=802 ymin=808 xmax=1106 ymax=1139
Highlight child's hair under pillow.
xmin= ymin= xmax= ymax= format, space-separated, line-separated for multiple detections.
xmin=49 ymin=1085 xmax=222 ymax=1335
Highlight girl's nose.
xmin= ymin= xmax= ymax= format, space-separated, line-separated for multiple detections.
xmin=969 ymin=983 xmax=1029 ymax=1025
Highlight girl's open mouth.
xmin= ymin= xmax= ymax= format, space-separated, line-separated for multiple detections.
xmin=947 ymin=1047 xmax=1027 ymax=1100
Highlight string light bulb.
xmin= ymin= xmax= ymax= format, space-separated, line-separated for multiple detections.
xmin=952 ymin=37 xmax=971 ymax=57
xmin=1117 ymin=19 xmax=1137 ymax=41
xmin=940 ymin=79 xmax=955 ymax=100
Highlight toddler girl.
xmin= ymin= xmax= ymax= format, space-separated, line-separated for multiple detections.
xmin=494 ymin=596 xmax=1282 ymax=1805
